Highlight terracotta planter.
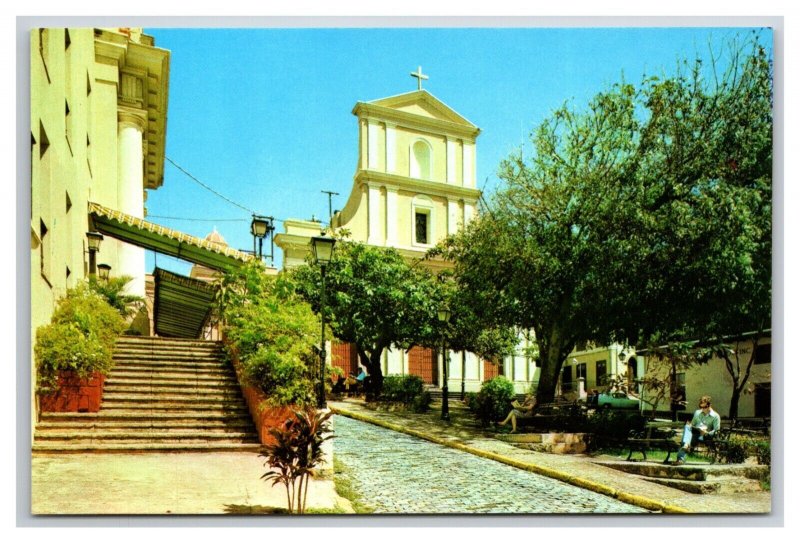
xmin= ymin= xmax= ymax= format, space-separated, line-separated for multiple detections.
xmin=223 ymin=336 xmax=300 ymax=447
xmin=39 ymin=370 xmax=106 ymax=413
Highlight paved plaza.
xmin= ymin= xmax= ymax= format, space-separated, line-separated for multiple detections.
xmin=333 ymin=415 xmax=646 ymax=514
xmin=31 ymin=451 xmax=349 ymax=515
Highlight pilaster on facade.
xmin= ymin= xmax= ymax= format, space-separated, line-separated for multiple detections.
xmin=385 ymin=122 xmax=397 ymax=174
xmin=366 ymin=182 xmax=382 ymax=246
xmin=385 ymin=186 xmax=398 ymax=245
xmin=462 ymin=142 xmax=475 ymax=188
xmin=359 ymin=118 xmax=369 ymax=170
xmin=447 ymin=198 xmax=460 ymax=235
xmin=464 ymin=201 xmax=475 ymax=225
xmin=367 ymin=120 xmax=381 ymax=171
xmin=446 ymin=137 xmax=457 ymax=185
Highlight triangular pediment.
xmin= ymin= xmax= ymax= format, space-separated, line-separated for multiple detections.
xmin=369 ymin=90 xmax=476 ymax=128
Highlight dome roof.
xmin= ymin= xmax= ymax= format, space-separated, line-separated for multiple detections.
xmin=205 ymin=227 xmax=228 ymax=246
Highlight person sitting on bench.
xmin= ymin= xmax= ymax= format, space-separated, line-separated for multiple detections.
xmin=674 ymin=395 xmax=721 ymax=465
xmin=498 ymin=395 xmax=535 ymax=433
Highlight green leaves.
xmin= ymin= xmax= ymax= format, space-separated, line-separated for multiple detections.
xmin=217 ymin=261 xmax=320 ymax=407
xmin=35 ymin=283 xmax=126 ymax=390
xmin=293 ymin=241 xmax=441 ymax=386
xmin=441 ymin=36 xmax=772 ymax=405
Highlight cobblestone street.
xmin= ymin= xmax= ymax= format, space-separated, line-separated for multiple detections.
xmin=332 ymin=415 xmax=647 ymax=514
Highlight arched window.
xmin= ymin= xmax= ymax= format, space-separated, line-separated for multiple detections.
xmin=410 ymin=139 xmax=432 ymax=180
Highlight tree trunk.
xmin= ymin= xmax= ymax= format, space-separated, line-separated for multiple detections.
xmin=357 ymin=347 xmax=385 ymax=399
xmin=729 ymin=384 xmax=742 ymax=421
xmin=535 ymin=338 xmax=567 ymax=405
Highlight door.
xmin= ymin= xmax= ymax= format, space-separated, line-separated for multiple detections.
xmin=408 ymin=346 xmax=438 ymax=385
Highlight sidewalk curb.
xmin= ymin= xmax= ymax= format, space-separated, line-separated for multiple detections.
xmin=330 ymin=406 xmax=690 ymax=514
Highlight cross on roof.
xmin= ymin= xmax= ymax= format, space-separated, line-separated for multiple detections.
xmin=410 ymin=66 xmax=429 ymax=90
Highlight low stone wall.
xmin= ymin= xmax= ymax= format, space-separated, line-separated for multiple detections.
xmin=500 ymin=432 xmax=588 ymax=454
xmin=38 ymin=371 xmax=106 ymax=413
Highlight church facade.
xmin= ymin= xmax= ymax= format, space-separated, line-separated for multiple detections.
xmin=275 ymin=78 xmax=543 ymax=393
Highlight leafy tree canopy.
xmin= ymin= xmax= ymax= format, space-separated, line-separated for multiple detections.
xmin=439 ymin=35 xmax=772 ymax=405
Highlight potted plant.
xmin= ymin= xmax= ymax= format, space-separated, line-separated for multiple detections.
xmin=35 ymin=284 xmax=126 ymax=413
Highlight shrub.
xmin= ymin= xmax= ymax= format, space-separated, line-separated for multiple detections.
xmin=35 ymin=284 xmax=126 ymax=390
xmin=724 ymin=434 xmax=749 ymax=464
xmin=464 ymin=392 xmax=478 ymax=411
xmin=724 ymin=434 xmax=771 ymax=465
xmin=411 ymin=389 xmax=432 ymax=413
xmin=471 ymin=376 xmax=516 ymax=427
xmin=87 ymin=276 xmax=144 ymax=319
xmin=585 ymin=409 xmax=646 ymax=451
xmin=378 ymin=374 xmax=431 ymax=412
xmin=218 ymin=262 xmax=320 ymax=407
xmin=753 ymin=439 xmax=771 ymax=466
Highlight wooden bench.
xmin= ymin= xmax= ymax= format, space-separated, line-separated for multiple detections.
xmin=626 ymin=420 xmax=684 ymax=463
xmin=627 ymin=420 xmax=733 ymax=464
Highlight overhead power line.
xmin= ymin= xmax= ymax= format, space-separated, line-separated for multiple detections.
xmin=148 ymin=215 xmax=248 ymax=222
xmin=166 ymin=157 xmax=255 ymax=215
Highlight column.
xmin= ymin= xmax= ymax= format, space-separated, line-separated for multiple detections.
xmin=367 ymin=183 xmax=381 ymax=245
xmin=446 ymin=137 xmax=457 ymax=184
xmin=385 ymin=122 xmax=397 ymax=174
xmin=386 ymin=186 xmax=398 ymax=246
xmin=447 ymin=198 xmax=459 ymax=235
xmin=117 ymin=107 xmax=147 ymax=296
xmin=368 ymin=120 xmax=380 ymax=170
xmin=462 ymin=142 xmax=475 ymax=188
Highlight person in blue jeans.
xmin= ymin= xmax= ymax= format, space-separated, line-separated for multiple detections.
xmin=674 ymin=395 xmax=721 ymax=465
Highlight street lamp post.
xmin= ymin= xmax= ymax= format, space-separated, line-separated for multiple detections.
xmin=86 ymin=231 xmax=104 ymax=277
xmin=437 ymin=306 xmax=451 ymax=421
xmin=311 ymin=233 xmax=336 ymax=409
xmin=460 ymin=352 xmax=466 ymax=401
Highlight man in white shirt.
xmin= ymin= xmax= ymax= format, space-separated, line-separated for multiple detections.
xmin=674 ymin=395 xmax=721 ymax=465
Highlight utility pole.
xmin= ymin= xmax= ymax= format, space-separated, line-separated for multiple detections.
xmin=322 ymin=190 xmax=339 ymax=225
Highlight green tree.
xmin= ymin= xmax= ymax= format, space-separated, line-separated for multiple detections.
xmin=293 ymin=241 xmax=440 ymax=396
xmin=440 ymin=36 xmax=772 ymax=408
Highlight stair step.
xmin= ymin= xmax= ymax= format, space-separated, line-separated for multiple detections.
xmin=32 ymin=442 xmax=262 ymax=454
xmin=35 ymin=429 xmax=258 ymax=441
xmin=104 ymin=384 xmax=241 ymax=394
xmin=108 ymin=370 xmax=235 ymax=380
xmin=34 ymin=338 xmax=263 ymax=453
xmin=113 ymin=351 xmax=227 ymax=364
xmin=102 ymin=391 xmax=244 ymax=401
xmin=40 ymin=411 xmax=253 ymax=422
xmin=100 ymin=402 xmax=249 ymax=412
xmin=110 ymin=360 xmax=230 ymax=370
xmin=642 ymin=476 xmax=763 ymax=494
xmin=37 ymin=420 xmax=254 ymax=431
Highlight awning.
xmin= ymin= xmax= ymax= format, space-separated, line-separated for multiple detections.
xmin=88 ymin=202 xmax=252 ymax=272
xmin=153 ymin=268 xmax=216 ymax=338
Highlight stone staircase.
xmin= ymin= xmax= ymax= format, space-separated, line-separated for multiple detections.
xmin=595 ymin=460 xmax=769 ymax=494
xmin=33 ymin=336 xmax=261 ymax=453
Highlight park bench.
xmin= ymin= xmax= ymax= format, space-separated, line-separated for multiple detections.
xmin=625 ymin=420 xmax=684 ymax=463
xmin=626 ymin=420 xmax=734 ymax=464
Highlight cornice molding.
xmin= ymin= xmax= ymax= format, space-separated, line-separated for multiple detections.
xmin=353 ymin=102 xmax=480 ymax=141
xmin=355 ymin=170 xmax=481 ymax=203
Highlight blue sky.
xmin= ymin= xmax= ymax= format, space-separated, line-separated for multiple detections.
xmin=144 ymin=26 xmax=771 ymax=274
